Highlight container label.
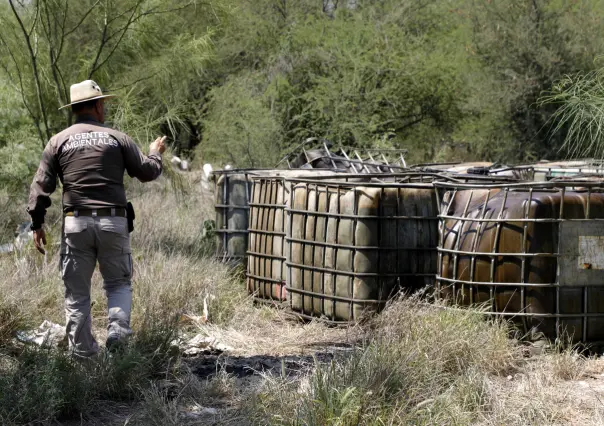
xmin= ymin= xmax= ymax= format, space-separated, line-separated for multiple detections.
xmin=559 ymin=222 xmax=604 ymax=286
xmin=578 ymin=236 xmax=604 ymax=270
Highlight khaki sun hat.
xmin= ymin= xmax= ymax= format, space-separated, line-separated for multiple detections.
xmin=58 ymin=80 xmax=115 ymax=110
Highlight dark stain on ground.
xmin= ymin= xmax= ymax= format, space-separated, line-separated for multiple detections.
xmin=184 ymin=351 xmax=338 ymax=379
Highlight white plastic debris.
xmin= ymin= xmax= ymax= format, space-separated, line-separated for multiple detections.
xmin=203 ymin=163 xmax=213 ymax=179
xmin=201 ymin=164 xmax=213 ymax=190
xmin=171 ymin=155 xmax=182 ymax=166
xmin=1 ymin=222 xmax=33 ymax=254
xmin=181 ymin=334 xmax=233 ymax=356
xmin=202 ymin=295 xmax=210 ymax=323
xmin=16 ymin=320 xmax=66 ymax=348
xmin=14 ymin=231 xmax=33 ymax=251
xmin=0 ymin=243 xmax=14 ymax=254
xmin=180 ymin=406 xmax=220 ymax=420
xmin=170 ymin=155 xmax=190 ymax=171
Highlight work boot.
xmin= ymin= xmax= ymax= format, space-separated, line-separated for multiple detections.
xmin=105 ymin=334 xmax=127 ymax=353
xmin=71 ymin=350 xmax=101 ymax=365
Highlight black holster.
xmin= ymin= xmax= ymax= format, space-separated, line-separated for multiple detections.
xmin=126 ymin=202 xmax=135 ymax=233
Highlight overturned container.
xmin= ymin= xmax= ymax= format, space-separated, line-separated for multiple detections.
xmin=489 ymin=160 xmax=604 ymax=182
xmin=285 ymin=174 xmax=440 ymax=323
xmin=436 ymin=180 xmax=604 ymax=344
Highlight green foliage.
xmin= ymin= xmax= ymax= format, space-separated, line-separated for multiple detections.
xmin=466 ymin=0 xmax=604 ymax=160
xmin=200 ymin=72 xmax=285 ymax=167
xmin=0 ymin=76 xmax=39 ymax=194
xmin=0 ymin=318 xmax=179 ymax=425
xmin=0 ymin=0 xmax=225 ymax=151
xmin=0 ymin=129 xmax=40 ymax=193
xmin=196 ymin=0 xmax=604 ymax=166
xmin=540 ymin=66 xmax=604 ymax=159
xmin=3 ymin=0 xmax=604 ymax=184
xmin=273 ymin=5 xmax=464 ymax=149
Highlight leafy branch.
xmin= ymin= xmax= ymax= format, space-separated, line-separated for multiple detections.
xmin=540 ymin=67 xmax=604 ymax=159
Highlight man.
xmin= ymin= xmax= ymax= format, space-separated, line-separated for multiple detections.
xmin=27 ymin=80 xmax=166 ymax=358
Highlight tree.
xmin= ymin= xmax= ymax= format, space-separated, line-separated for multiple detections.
xmin=465 ymin=0 xmax=604 ymax=161
xmin=0 ymin=0 xmax=224 ymax=148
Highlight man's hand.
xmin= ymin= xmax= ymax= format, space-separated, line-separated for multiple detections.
xmin=149 ymin=136 xmax=167 ymax=155
xmin=33 ymin=228 xmax=46 ymax=254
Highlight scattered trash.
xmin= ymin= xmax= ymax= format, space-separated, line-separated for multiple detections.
xmin=180 ymin=405 xmax=220 ymax=421
xmin=1 ymin=222 xmax=33 ymax=255
xmin=203 ymin=163 xmax=213 ymax=178
xmin=0 ymin=243 xmax=14 ymax=254
xmin=14 ymin=222 xmax=33 ymax=250
xmin=170 ymin=155 xmax=190 ymax=171
xmin=180 ymin=313 xmax=207 ymax=325
xmin=202 ymin=163 xmax=213 ymax=189
xmin=171 ymin=155 xmax=182 ymax=167
xmin=16 ymin=320 xmax=67 ymax=348
xmin=180 ymin=334 xmax=233 ymax=357
xmin=180 ymin=294 xmax=213 ymax=326
xmin=203 ymin=295 xmax=210 ymax=324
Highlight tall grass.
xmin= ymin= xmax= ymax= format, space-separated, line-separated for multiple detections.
xmin=1 ymin=171 xmax=603 ymax=425
xmin=0 ymin=318 xmax=180 ymax=425
xmin=0 ymin=172 xmax=235 ymax=328
xmin=244 ymin=298 xmax=604 ymax=426
xmin=246 ymin=297 xmax=517 ymax=425
xmin=540 ymin=66 xmax=604 ymax=159
xmin=0 ymin=171 xmax=248 ymax=424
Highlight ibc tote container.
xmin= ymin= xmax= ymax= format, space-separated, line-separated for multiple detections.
xmin=285 ymin=174 xmax=439 ymax=323
xmin=436 ymin=180 xmax=604 ymax=344
xmin=213 ymin=169 xmax=260 ymax=263
xmin=532 ymin=160 xmax=604 ymax=181
xmin=246 ymin=170 xmax=343 ymax=302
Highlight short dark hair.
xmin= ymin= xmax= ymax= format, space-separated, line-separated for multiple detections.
xmin=71 ymin=99 xmax=99 ymax=114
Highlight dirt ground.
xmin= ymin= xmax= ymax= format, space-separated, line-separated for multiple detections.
xmin=59 ymin=311 xmax=361 ymax=425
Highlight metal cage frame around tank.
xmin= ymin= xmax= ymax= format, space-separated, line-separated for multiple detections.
xmin=247 ymin=171 xmax=380 ymax=302
xmin=283 ymin=173 xmax=448 ymax=323
xmin=246 ymin=174 xmax=290 ymax=303
xmin=492 ymin=160 xmax=604 ymax=181
xmin=277 ymin=139 xmax=409 ymax=173
xmin=212 ymin=169 xmax=260 ymax=262
xmin=246 ymin=172 xmax=446 ymax=306
xmin=434 ymin=179 xmax=604 ymax=343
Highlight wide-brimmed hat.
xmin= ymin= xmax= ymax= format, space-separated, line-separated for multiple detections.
xmin=58 ymin=80 xmax=115 ymax=110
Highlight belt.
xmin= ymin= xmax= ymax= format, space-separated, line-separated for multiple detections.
xmin=65 ymin=207 xmax=127 ymax=218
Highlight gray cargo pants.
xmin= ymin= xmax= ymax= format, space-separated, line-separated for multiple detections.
xmin=61 ymin=215 xmax=132 ymax=357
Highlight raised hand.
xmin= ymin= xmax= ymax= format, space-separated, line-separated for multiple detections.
xmin=149 ymin=136 xmax=167 ymax=154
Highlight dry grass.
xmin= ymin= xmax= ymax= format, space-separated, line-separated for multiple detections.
xmin=0 ymin=172 xmax=233 ymax=332
xmin=196 ymin=307 xmax=363 ymax=357
xmin=238 ymin=300 xmax=604 ymax=426
xmin=243 ymin=298 xmax=518 ymax=425
xmin=2 ymin=171 xmax=604 ymax=424
xmin=0 ymin=171 xmax=246 ymax=424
